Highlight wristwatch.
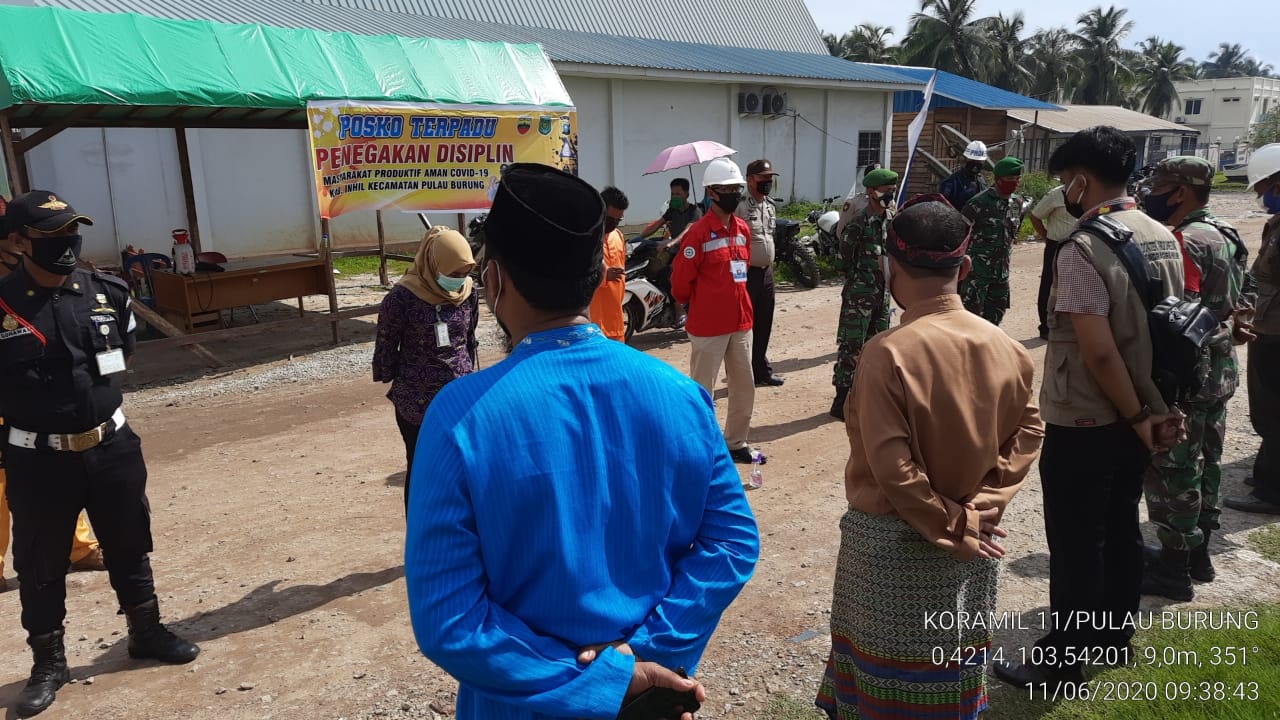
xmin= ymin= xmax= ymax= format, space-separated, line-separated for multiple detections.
xmin=1122 ymin=405 xmax=1152 ymax=426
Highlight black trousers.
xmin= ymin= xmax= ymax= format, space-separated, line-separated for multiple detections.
xmin=1248 ymin=335 xmax=1280 ymax=504
xmin=5 ymin=425 xmax=156 ymax=636
xmin=1035 ymin=423 xmax=1150 ymax=665
xmin=396 ymin=410 xmax=420 ymax=510
xmin=1037 ymin=240 xmax=1060 ymax=334
xmin=746 ymin=265 xmax=775 ymax=380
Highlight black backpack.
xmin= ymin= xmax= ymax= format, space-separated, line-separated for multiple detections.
xmin=1077 ymin=214 xmax=1219 ymax=405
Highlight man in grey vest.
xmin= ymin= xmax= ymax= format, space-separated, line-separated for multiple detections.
xmin=995 ymin=126 xmax=1186 ymax=690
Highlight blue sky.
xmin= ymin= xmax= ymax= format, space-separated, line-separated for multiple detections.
xmin=803 ymin=0 xmax=1275 ymax=70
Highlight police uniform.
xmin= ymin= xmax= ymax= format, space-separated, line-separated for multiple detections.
xmin=0 ymin=191 xmax=197 ymax=717
xmin=736 ymin=159 xmax=781 ymax=385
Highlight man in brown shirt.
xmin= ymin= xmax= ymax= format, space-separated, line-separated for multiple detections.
xmin=816 ymin=196 xmax=1042 ymax=720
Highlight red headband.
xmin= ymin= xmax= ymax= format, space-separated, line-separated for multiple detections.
xmin=886 ymin=194 xmax=972 ymax=269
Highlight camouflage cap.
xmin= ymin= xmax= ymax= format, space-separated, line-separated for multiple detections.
xmin=1152 ymin=155 xmax=1214 ymax=187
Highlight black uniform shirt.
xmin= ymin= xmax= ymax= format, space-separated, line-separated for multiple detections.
xmin=0 ymin=265 xmax=136 ymax=434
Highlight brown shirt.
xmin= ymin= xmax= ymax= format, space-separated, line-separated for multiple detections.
xmin=844 ymin=294 xmax=1044 ymax=560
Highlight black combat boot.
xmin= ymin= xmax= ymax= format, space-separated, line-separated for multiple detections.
xmin=16 ymin=628 xmax=71 ymax=717
xmin=1140 ymin=548 xmax=1194 ymax=602
xmin=1190 ymin=528 xmax=1215 ymax=582
xmin=829 ymin=387 xmax=850 ymax=421
xmin=125 ymin=598 xmax=201 ymax=664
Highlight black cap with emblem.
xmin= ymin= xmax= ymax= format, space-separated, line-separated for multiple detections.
xmin=5 ymin=191 xmax=94 ymax=234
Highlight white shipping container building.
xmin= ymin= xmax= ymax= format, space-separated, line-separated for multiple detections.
xmin=6 ymin=0 xmax=920 ymax=265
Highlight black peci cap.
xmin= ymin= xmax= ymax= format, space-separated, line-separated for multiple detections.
xmin=483 ymin=163 xmax=604 ymax=280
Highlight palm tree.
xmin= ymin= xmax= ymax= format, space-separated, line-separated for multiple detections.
xmin=986 ymin=13 xmax=1032 ymax=93
xmin=1201 ymin=43 xmax=1252 ymax=78
xmin=1136 ymin=37 xmax=1194 ymax=117
xmin=1072 ymin=6 xmax=1135 ymax=104
xmin=1241 ymin=58 xmax=1276 ymax=78
xmin=845 ymin=23 xmax=897 ymax=64
xmin=1027 ymin=28 xmax=1078 ymax=104
xmin=823 ymin=32 xmax=846 ymax=58
xmin=898 ymin=0 xmax=995 ymax=80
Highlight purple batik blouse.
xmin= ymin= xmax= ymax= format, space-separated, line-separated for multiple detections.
xmin=373 ymin=285 xmax=480 ymax=425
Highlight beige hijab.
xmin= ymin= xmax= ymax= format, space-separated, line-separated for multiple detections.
xmin=399 ymin=226 xmax=476 ymax=306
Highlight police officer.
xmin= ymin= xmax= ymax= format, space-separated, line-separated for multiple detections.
xmin=736 ymin=159 xmax=783 ymax=387
xmin=0 ymin=191 xmax=199 ymax=717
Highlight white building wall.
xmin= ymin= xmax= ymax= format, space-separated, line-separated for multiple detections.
xmin=1172 ymin=77 xmax=1280 ymax=152
xmin=25 ymin=74 xmax=892 ymax=265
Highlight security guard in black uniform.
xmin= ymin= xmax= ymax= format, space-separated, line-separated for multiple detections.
xmin=0 ymin=191 xmax=199 ymax=717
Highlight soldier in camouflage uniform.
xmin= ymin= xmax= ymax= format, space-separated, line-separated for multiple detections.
xmin=959 ymin=157 xmax=1024 ymax=325
xmin=830 ymin=168 xmax=897 ymax=420
xmin=1138 ymin=156 xmax=1249 ymax=601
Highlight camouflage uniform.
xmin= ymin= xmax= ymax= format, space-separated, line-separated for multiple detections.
xmin=959 ymin=188 xmax=1020 ymax=325
xmin=833 ymin=207 xmax=890 ymax=389
xmin=1145 ymin=208 xmax=1248 ymax=550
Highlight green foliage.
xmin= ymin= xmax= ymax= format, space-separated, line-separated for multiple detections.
xmin=777 ymin=200 xmax=823 ymax=221
xmin=1019 ymin=171 xmax=1056 ymax=207
xmin=1250 ymin=525 xmax=1280 ymax=563
xmin=333 ymin=256 xmax=410 ymax=278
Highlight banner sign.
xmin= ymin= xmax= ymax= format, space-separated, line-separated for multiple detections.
xmin=307 ymin=101 xmax=578 ymax=219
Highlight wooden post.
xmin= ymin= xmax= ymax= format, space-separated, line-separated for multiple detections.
xmin=321 ymin=217 xmax=339 ymax=344
xmin=174 ymin=127 xmax=202 ymax=254
xmin=376 ymin=210 xmax=388 ymax=287
xmin=130 ymin=301 xmax=224 ymax=367
xmin=0 ymin=111 xmax=26 ymax=195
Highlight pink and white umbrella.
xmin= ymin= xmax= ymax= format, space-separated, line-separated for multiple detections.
xmin=642 ymin=140 xmax=737 ymax=178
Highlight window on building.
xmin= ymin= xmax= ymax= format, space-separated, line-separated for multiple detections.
xmin=1181 ymin=136 xmax=1198 ymax=155
xmin=857 ymin=132 xmax=882 ymax=168
xmin=1224 ymin=97 xmax=1241 ymax=103
xmin=1185 ymin=99 xmax=1203 ymax=115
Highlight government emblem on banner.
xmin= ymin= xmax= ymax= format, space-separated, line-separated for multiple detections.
xmin=517 ymin=116 xmax=532 ymax=135
xmin=2 ymin=315 xmax=17 ymax=331
xmin=538 ymin=116 xmax=552 ymax=135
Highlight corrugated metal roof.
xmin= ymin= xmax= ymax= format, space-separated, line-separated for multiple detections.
xmin=1009 ymin=105 xmax=1199 ymax=134
xmin=32 ymin=0 xmax=916 ymax=86
xmin=297 ymin=0 xmax=829 ymax=55
xmin=888 ymin=67 xmax=1062 ymax=112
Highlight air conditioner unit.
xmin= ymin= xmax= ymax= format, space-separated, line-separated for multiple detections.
xmin=1175 ymin=116 xmax=1186 ymax=123
xmin=762 ymin=92 xmax=788 ymax=116
xmin=738 ymin=92 xmax=762 ymax=114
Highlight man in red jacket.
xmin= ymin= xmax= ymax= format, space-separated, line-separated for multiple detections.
xmin=672 ymin=158 xmax=765 ymax=464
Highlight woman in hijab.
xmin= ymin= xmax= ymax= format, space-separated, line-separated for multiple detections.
xmin=373 ymin=226 xmax=479 ymax=507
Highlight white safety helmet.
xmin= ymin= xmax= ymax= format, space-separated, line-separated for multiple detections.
xmin=1247 ymin=143 xmax=1280 ymax=191
xmin=963 ymin=140 xmax=988 ymax=162
xmin=702 ymin=157 xmax=746 ymax=188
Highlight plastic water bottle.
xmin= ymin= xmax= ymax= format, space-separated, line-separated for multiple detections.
xmin=748 ymin=456 xmax=764 ymax=489
xmin=171 ymin=228 xmax=195 ymax=275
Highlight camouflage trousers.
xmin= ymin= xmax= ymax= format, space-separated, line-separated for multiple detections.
xmin=1143 ymin=396 xmax=1228 ymax=551
xmin=833 ymin=290 xmax=889 ymax=389
xmin=959 ymin=275 xmax=1010 ymax=326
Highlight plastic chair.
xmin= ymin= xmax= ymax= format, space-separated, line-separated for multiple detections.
xmin=122 ymin=253 xmax=171 ymax=308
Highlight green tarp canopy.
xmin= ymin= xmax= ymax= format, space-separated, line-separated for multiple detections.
xmin=0 ymin=4 xmax=572 ymax=129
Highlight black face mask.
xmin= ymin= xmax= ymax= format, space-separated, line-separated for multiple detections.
xmin=757 ymin=180 xmax=773 ymax=196
xmin=877 ymin=192 xmax=896 ymax=207
xmin=26 ymin=234 xmax=82 ymax=276
xmin=967 ymin=162 xmax=985 ymax=175
xmin=604 ymin=217 xmax=620 ymax=233
xmin=713 ymin=191 xmax=742 ymax=214
xmin=1064 ymin=177 xmax=1087 ymax=219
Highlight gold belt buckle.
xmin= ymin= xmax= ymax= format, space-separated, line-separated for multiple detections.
xmin=66 ymin=427 xmax=103 ymax=452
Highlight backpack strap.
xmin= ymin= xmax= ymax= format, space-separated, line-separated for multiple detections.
xmin=1193 ymin=215 xmax=1249 ymax=267
xmin=1075 ymin=214 xmax=1158 ymax=311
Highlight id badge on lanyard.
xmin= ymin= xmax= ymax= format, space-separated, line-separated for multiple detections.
xmin=730 ymin=260 xmax=748 ymax=283
xmin=434 ymin=308 xmax=450 ymax=348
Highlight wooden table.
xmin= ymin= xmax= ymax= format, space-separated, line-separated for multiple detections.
xmin=150 ymin=256 xmax=335 ymax=334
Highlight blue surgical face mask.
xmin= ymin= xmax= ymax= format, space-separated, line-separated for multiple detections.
xmin=1264 ymin=187 xmax=1280 ymax=215
xmin=437 ymin=273 xmax=467 ymax=292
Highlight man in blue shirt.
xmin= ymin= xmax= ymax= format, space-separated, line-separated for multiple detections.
xmin=405 ymin=163 xmax=760 ymax=720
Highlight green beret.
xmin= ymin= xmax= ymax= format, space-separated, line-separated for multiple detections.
xmin=1153 ymin=156 xmax=1214 ymax=187
xmin=993 ymin=157 xmax=1024 ymax=178
xmin=862 ymin=168 xmax=899 ymax=188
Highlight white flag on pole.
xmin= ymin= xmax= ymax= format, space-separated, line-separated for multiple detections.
xmin=899 ymin=70 xmax=939 ymax=204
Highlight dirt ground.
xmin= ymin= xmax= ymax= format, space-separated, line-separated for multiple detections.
xmin=1 ymin=196 xmax=1278 ymax=719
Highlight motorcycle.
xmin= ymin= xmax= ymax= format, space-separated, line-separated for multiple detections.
xmin=776 ymin=218 xmax=820 ymax=289
xmin=802 ymin=195 xmax=843 ymax=262
xmin=622 ymin=237 xmax=682 ymax=344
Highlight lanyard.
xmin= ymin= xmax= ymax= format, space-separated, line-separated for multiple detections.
xmin=1082 ymin=198 xmax=1137 ymax=221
